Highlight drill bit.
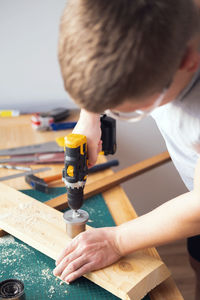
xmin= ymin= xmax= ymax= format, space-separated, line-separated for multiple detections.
xmin=0 ymin=164 xmax=32 ymax=171
xmin=72 ymin=210 xmax=80 ymax=218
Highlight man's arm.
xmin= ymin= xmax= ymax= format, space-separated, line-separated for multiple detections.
xmin=116 ymin=188 xmax=200 ymax=256
xmin=53 ymin=158 xmax=200 ymax=283
xmin=117 ymin=156 xmax=200 ymax=254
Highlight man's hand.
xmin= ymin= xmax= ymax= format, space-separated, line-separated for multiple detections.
xmin=73 ymin=109 xmax=102 ymax=167
xmin=53 ymin=227 xmax=122 ymax=283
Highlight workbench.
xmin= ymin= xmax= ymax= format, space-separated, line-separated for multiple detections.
xmin=0 ymin=114 xmax=183 ymax=299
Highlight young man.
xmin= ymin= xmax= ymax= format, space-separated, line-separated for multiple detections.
xmin=54 ymin=0 xmax=200 ymax=297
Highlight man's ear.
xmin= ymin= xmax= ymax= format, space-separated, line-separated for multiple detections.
xmin=179 ymin=46 xmax=200 ymax=72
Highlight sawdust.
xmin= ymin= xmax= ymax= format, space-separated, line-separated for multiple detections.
xmin=48 ymin=285 xmax=56 ymax=298
xmin=0 ymin=235 xmax=69 ymax=298
xmin=0 ymin=235 xmax=35 ymax=279
xmin=0 ymin=202 xmax=62 ymax=237
xmin=41 ymin=268 xmax=52 ymax=280
xmin=0 ymin=234 xmax=15 ymax=244
xmin=0 ymin=235 xmax=43 ymax=282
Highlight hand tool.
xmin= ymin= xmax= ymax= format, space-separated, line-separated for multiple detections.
xmin=0 ymin=164 xmax=32 ymax=171
xmin=31 ymin=107 xmax=70 ymax=130
xmin=25 ymin=160 xmax=119 ymax=193
xmin=0 ymin=153 xmax=65 ymax=165
xmin=62 ymin=115 xmax=116 ymax=237
xmin=0 ymin=167 xmax=51 ymax=182
xmin=0 ymin=137 xmax=65 ymax=156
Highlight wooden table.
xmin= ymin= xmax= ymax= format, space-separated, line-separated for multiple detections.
xmin=0 ymin=114 xmax=183 ymax=300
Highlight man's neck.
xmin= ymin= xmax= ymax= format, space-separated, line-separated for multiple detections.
xmin=162 ymin=70 xmax=196 ymax=105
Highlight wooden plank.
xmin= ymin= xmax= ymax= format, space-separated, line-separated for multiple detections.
xmin=46 ymin=151 xmax=171 ymax=211
xmin=0 ymin=183 xmax=170 ymax=300
xmin=103 ymin=186 xmax=184 ymax=300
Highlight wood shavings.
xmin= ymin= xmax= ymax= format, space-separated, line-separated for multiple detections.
xmin=48 ymin=286 xmax=56 ymax=298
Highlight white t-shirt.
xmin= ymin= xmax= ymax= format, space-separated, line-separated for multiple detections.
xmin=151 ymin=70 xmax=200 ymax=191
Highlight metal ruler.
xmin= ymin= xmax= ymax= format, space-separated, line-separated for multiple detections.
xmin=0 ymin=167 xmax=51 ymax=181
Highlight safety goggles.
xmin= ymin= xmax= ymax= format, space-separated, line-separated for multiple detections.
xmin=105 ymin=87 xmax=168 ymax=122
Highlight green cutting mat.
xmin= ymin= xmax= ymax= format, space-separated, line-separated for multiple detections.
xmin=0 ymin=188 xmax=150 ymax=300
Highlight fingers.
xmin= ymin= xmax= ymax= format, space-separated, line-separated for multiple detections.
xmin=88 ymin=140 xmax=102 ymax=167
xmin=54 ymin=250 xmax=79 ymax=276
xmin=59 ymin=256 xmax=86 ymax=281
xmin=97 ymin=140 xmax=102 ymax=153
xmin=55 ymin=240 xmax=77 ymax=266
xmin=87 ymin=145 xmax=98 ymax=167
xmin=54 ymin=253 xmax=95 ymax=284
xmin=63 ymin=262 xmax=94 ymax=283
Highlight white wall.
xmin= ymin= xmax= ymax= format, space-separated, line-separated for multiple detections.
xmin=0 ymin=0 xmax=187 ymax=215
xmin=0 ymin=0 xmax=76 ymax=112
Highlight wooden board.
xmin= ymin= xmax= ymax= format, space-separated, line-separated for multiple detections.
xmin=0 ymin=183 xmax=170 ymax=300
xmin=102 ymin=187 xmax=184 ymax=300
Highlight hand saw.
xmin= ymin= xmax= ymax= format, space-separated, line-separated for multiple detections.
xmin=0 ymin=137 xmax=65 ymax=156
xmin=0 ymin=153 xmax=65 ymax=164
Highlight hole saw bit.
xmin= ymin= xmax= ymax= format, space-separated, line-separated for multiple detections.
xmin=62 ymin=115 xmax=116 ymax=238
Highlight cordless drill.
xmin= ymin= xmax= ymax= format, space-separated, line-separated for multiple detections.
xmin=62 ymin=115 xmax=116 ymax=238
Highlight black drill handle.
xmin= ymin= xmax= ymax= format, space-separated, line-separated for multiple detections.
xmin=88 ymin=159 xmax=119 ymax=174
xmin=101 ymin=115 xmax=116 ymax=155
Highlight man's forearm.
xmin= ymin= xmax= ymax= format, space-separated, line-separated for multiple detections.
xmin=116 ymin=191 xmax=200 ymax=256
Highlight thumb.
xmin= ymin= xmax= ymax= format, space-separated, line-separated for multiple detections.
xmin=87 ymin=144 xmax=98 ymax=168
xmin=97 ymin=140 xmax=102 ymax=153
xmin=87 ymin=140 xmax=102 ymax=168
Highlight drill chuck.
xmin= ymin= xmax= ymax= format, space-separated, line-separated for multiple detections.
xmin=67 ymin=186 xmax=84 ymax=210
